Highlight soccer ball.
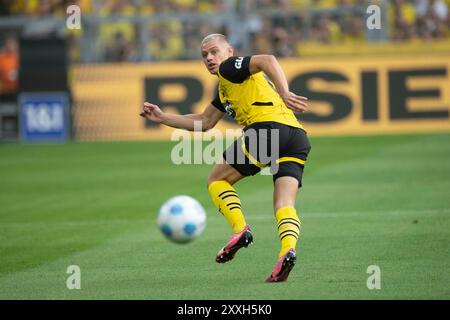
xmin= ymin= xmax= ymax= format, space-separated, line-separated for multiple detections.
xmin=157 ymin=195 xmax=206 ymax=243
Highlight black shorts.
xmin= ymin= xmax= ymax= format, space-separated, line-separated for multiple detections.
xmin=223 ymin=121 xmax=311 ymax=187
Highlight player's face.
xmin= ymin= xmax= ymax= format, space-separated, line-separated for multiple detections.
xmin=201 ymin=39 xmax=233 ymax=75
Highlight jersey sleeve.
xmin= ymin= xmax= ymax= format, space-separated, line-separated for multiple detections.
xmin=211 ymin=91 xmax=225 ymax=112
xmin=218 ymin=56 xmax=251 ymax=83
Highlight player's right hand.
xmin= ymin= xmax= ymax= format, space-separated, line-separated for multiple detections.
xmin=140 ymin=102 xmax=166 ymax=123
xmin=281 ymin=92 xmax=308 ymax=113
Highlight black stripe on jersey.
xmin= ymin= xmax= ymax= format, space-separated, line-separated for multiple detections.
xmin=252 ymin=101 xmax=274 ymax=106
xmin=229 ymin=206 xmax=241 ymax=211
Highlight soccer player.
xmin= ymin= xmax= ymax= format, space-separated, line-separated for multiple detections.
xmin=140 ymin=34 xmax=311 ymax=282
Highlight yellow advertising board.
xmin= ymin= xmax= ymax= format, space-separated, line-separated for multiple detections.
xmin=71 ymin=55 xmax=450 ymax=141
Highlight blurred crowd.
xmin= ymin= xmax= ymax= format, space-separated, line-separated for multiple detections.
xmin=390 ymin=0 xmax=450 ymax=40
xmin=0 ymin=36 xmax=18 ymax=97
xmin=0 ymin=0 xmax=449 ymax=64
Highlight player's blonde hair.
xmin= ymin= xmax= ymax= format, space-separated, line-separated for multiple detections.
xmin=201 ymin=33 xmax=230 ymax=47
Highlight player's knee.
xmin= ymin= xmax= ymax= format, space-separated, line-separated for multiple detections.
xmin=273 ymin=176 xmax=299 ymax=212
xmin=207 ymin=172 xmax=222 ymax=188
xmin=206 ymin=173 xmax=235 ymax=188
xmin=206 ymin=175 xmax=216 ymax=188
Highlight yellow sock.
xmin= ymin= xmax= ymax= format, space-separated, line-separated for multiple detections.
xmin=276 ymin=206 xmax=301 ymax=257
xmin=208 ymin=180 xmax=246 ymax=234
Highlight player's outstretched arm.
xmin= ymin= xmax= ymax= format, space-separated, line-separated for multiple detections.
xmin=139 ymin=102 xmax=224 ymax=132
xmin=249 ymin=55 xmax=308 ymax=113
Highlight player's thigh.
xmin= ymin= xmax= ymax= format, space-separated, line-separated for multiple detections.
xmin=218 ymin=131 xmax=262 ymax=183
xmin=207 ymin=157 xmax=244 ymax=186
xmin=272 ymin=127 xmax=311 ymax=186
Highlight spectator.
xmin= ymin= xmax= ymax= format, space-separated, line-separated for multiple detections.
xmin=310 ymin=12 xmax=342 ymax=43
xmin=1 ymin=0 xmax=450 ymax=62
xmin=99 ymin=0 xmax=137 ymax=62
xmin=148 ymin=21 xmax=184 ymax=61
xmin=273 ymin=26 xmax=295 ymax=57
xmin=0 ymin=36 xmax=19 ymax=96
xmin=340 ymin=12 xmax=365 ymax=44
xmin=104 ymin=31 xmax=135 ymax=62
xmin=249 ymin=16 xmax=274 ymax=54
xmin=390 ymin=0 xmax=417 ymax=41
xmin=311 ymin=13 xmax=334 ymax=43
xmin=416 ymin=0 xmax=448 ymax=38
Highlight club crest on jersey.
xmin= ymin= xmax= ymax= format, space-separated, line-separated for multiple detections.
xmin=224 ymin=101 xmax=236 ymax=118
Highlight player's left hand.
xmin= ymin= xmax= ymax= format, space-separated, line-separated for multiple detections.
xmin=281 ymin=92 xmax=308 ymax=113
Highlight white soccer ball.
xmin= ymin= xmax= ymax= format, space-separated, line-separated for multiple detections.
xmin=157 ymin=195 xmax=206 ymax=243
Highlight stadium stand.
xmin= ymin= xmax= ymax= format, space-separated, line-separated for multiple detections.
xmin=0 ymin=0 xmax=448 ymax=64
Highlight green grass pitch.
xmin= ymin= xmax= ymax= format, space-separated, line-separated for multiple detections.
xmin=0 ymin=132 xmax=449 ymax=299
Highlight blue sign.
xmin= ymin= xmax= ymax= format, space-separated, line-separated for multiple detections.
xmin=19 ymin=92 xmax=70 ymax=142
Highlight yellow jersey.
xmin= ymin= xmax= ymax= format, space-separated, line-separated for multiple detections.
xmin=211 ymin=56 xmax=303 ymax=129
